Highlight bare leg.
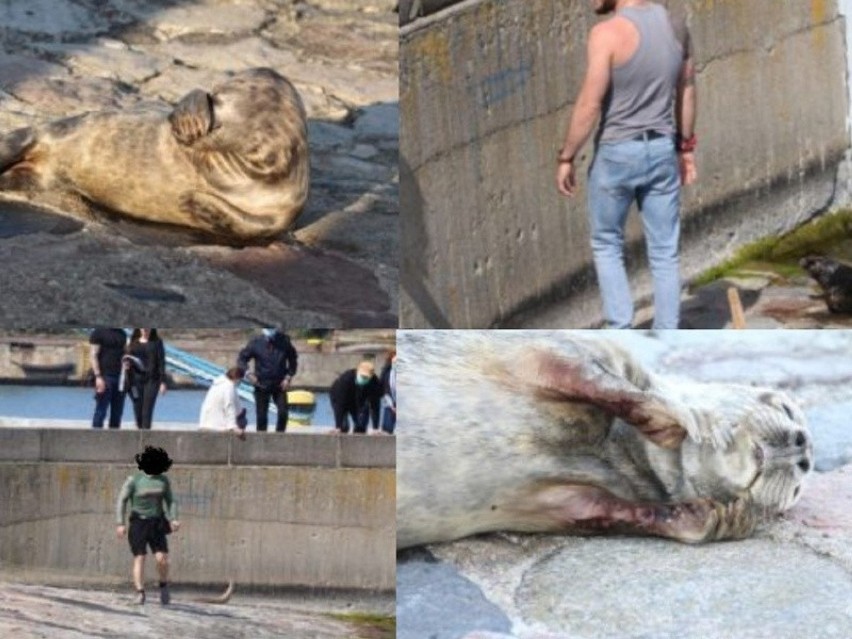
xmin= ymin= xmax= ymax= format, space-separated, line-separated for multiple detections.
xmin=132 ymin=555 xmax=145 ymax=591
xmin=154 ymin=552 xmax=169 ymax=583
xmin=155 ymin=552 xmax=171 ymax=605
xmin=517 ymin=482 xmax=756 ymax=543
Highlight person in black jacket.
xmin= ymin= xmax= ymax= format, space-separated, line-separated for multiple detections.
xmin=124 ymin=329 xmax=167 ymax=430
xmin=237 ymin=328 xmax=298 ymax=432
xmin=329 ymin=360 xmax=382 ymax=434
xmin=90 ymin=327 xmax=129 ymax=429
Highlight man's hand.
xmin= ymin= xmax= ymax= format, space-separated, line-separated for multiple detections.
xmin=116 ymin=525 xmax=126 ymax=538
xmin=679 ymin=151 xmax=697 ymax=185
xmin=170 ymin=520 xmax=181 ymax=533
xmin=95 ymin=376 xmax=106 ymax=394
xmin=280 ymin=376 xmax=292 ymax=391
xmin=556 ymin=161 xmax=577 ymax=197
xmin=159 ymin=383 xmax=168 ymax=396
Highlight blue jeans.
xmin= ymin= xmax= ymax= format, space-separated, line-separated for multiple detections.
xmin=381 ymin=406 xmax=396 ymax=434
xmin=92 ymin=374 xmax=126 ymax=429
xmin=587 ymin=136 xmax=681 ymax=329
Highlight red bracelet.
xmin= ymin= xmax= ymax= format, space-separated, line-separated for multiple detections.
xmin=677 ymin=134 xmax=697 ymax=153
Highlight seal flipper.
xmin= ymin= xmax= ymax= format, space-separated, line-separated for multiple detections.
xmin=179 ymin=191 xmax=280 ymax=242
xmin=0 ymin=127 xmax=40 ymax=190
xmin=519 ymin=347 xmax=690 ymax=450
xmin=169 ymin=89 xmax=214 ymax=145
xmin=518 ymin=482 xmax=757 ymax=543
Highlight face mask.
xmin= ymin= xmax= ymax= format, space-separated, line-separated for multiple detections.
xmin=356 ymin=374 xmax=370 ymax=386
xmin=262 ymin=328 xmax=277 ymax=339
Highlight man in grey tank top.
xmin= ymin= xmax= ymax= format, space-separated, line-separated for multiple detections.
xmin=555 ymin=0 xmax=696 ymax=329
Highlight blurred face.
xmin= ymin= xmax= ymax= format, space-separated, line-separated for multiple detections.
xmin=593 ymin=0 xmax=617 ymax=14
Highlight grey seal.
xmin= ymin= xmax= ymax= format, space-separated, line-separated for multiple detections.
xmin=0 ymin=68 xmax=308 ymax=243
xmin=397 ymin=332 xmax=813 ymax=548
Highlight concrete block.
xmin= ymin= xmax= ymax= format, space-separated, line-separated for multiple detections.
xmin=339 ymin=435 xmax=396 ymax=469
xmin=230 ymin=432 xmax=339 ymax=467
xmin=138 ymin=430 xmax=230 ymax=465
xmin=0 ymin=428 xmax=42 ymax=461
xmin=0 ymin=461 xmax=395 ymax=590
xmin=40 ymin=429 xmax=142 ymax=463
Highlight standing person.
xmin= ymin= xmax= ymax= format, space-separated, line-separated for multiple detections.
xmin=329 ymin=361 xmax=383 ymax=434
xmin=124 ymin=329 xmax=167 ymax=430
xmin=198 ymin=366 xmax=248 ymax=440
xmin=555 ymin=0 xmax=696 ymax=329
xmin=379 ymin=350 xmax=397 ymax=434
xmin=116 ymin=446 xmax=180 ymax=605
xmin=89 ymin=328 xmax=128 ymax=429
xmin=237 ymin=327 xmax=298 ymax=432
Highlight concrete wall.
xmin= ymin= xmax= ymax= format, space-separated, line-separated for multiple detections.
xmin=0 ymin=429 xmax=395 ymax=591
xmin=400 ymin=0 xmax=850 ymax=327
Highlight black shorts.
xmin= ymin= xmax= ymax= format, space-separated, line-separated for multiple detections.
xmin=128 ymin=513 xmax=169 ymax=556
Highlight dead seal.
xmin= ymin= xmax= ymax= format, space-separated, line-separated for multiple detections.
xmin=800 ymin=255 xmax=852 ymax=314
xmin=0 ymin=68 xmax=308 ymax=242
xmin=397 ymin=332 xmax=813 ymax=548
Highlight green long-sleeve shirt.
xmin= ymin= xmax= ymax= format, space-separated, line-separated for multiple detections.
xmin=116 ymin=472 xmax=178 ymax=525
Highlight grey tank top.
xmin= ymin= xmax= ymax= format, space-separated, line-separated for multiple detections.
xmin=597 ymin=3 xmax=684 ymax=143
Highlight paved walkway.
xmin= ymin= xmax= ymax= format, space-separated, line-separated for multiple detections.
xmin=0 ymin=579 xmax=394 ymax=639
xmin=0 ymin=0 xmax=398 ymax=326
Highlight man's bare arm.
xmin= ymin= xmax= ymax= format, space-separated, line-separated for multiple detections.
xmin=558 ymin=24 xmax=613 ymax=162
xmin=675 ymin=55 xmax=696 ymax=142
xmin=556 ymin=24 xmax=614 ymax=197
xmin=675 ymin=44 xmax=697 ymax=185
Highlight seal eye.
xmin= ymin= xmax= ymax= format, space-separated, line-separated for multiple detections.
xmin=794 ymin=431 xmax=806 ymax=447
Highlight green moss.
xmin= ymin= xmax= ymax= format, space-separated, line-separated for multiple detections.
xmin=691 ymin=209 xmax=852 ymax=288
xmin=328 ymin=613 xmax=396 ymax=639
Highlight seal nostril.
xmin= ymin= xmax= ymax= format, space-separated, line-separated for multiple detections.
xmin=798 ymin=460 xmax=810 ymax=472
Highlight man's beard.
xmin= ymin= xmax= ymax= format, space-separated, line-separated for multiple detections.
xmin=595 ymin=0 xmax=617 ymax=14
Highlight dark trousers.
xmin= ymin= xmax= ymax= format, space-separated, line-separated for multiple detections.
xmin=333 ymin=403 xmax=370 ymax=434
xmin=254 ymin=386 xmax=289 ymax=432
xmin=130 ymin=381 xmax=160 ymax=429
xmin=92 ymin=375 xmax=126 ymax=429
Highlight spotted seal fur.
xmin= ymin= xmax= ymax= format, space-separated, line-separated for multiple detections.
xmin=397 ymin=332 xmax=813 ymax=548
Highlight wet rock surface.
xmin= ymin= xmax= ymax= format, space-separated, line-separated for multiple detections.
xmin=396 ymin=332 xmax=852 ymax=639
xmin=0 ymin=579 xmax=394 ymax=638
xmin=0 ymin=0 xmax=398 ymax=326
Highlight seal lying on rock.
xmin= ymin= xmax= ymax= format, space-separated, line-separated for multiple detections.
xmin=0 ymin=68 xmax=308 ymax=242
xmin=800 ymin=256 xmax=852 ymax=314
xmin=397 ymin=332 xmax=813 ymax=548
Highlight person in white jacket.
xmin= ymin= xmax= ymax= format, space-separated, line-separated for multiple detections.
xmin=199 ymin=367 xmax=247 ymax=439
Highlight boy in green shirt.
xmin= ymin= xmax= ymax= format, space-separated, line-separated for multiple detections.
xmin=116 ymin=446 xmax=180 ymax=605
